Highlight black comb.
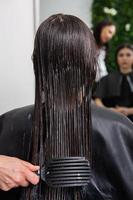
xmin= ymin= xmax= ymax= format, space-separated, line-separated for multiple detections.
xmin=38 ymin=157 xmax=91 ymax=188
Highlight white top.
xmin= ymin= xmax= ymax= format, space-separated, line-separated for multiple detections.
xmin=95 ymin=47 xmax=108 ymax=82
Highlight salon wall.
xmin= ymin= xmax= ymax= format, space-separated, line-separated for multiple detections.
xmin=0 ymin=0 xmax=35 ymax=114
xmin=40 ymin=0 xmax=93 ymax=27
xmin=0 ymin=0 xmax=92 ymax=114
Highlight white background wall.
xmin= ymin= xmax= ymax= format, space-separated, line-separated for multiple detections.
xmin=40 ymin=0 xmax=93 ymax=27
xmin=0 ymin=0 xmax=92 ymax=114
xmin=0 ymin=0 xmax=35 ymax=114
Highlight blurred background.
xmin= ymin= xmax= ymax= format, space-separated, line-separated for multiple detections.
xmin=0 ymin=0 xmax=133 ymax=114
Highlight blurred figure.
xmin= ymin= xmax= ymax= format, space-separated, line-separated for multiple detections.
xmin=94 ymin=43 xmax=133 ymax=122
xmin=93 ymin=20 xmax=116 ymax=81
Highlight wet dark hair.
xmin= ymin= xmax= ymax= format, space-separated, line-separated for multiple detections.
xmin=115 ymin=43 xmax=133 ymax=69
xmin=22 ymin=14 xmax=97 ymax=199
xmin=93 ymin=19 xmax=115 ymax=48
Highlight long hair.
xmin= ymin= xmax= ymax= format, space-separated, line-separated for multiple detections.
xmin=21 ymin=14 xmax=97 ymax=199
xmin=115 ymin=43 xmax=133 ymax=69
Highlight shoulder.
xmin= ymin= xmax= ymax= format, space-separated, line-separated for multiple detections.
xmin=0 ymin=105 xmax=34 ymax=121
xmin=0 ymin=105 xmax=34 ymax=129
xmin=0 ymin=104 xmax=34 ymax=138
xmin=94 ymin=71 xmax=123 ymax=98
xmin=100 ymin=71 xmax=120 ymax=82
xmin=0 ymin=105 xmax=34 ymax=159
xmin=91 ymin=103 xmax=133 ymax=197
xmin=91 ymin=103 xmax=133 ymax=140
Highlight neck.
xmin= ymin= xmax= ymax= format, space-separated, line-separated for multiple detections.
xmin=120 ymin=68 xmax=132 ymax=75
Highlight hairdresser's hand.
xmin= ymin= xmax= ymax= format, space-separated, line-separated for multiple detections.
xmin=115 ymin=106 xmax=130 ymax=116
xmin=0 ymin=155 xmax=40 ymax=191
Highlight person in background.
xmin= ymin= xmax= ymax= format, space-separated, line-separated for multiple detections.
xmin=94 ymin=43 xmax=133 ymax=122
xmin=93 ymin=20 xmax=116 ymax=82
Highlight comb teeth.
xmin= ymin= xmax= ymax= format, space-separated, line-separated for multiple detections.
xmin=41 ymin=157 xmax=91 ymax=188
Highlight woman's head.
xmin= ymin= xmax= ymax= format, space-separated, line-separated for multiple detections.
xmin=115 ymin=44 xmax=133 ymax=73
xmin=93 ymin=20 xmax=116 ymax=47
xmin=33 ymin=14 xmax=97 ymax=107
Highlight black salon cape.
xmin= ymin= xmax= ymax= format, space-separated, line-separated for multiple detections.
xmin=94 ymin=71 xmax=133 ymax=100
xmin=0 ymin=104 xmax=133 ymax=200
xmin=94 ymin=71 xmax=133 ymax=121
